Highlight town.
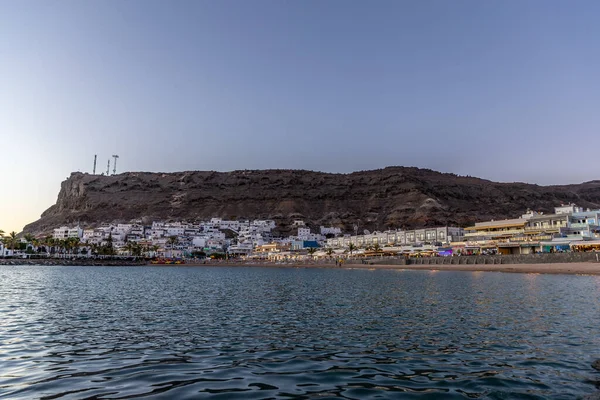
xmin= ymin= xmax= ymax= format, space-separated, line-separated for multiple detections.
xmin=2 ymin=203 xmax=600 ymax=261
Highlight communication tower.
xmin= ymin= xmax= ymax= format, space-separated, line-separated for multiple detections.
xmin=106 ymin=159 xmax=110 ymax=175
xmin=112 ymin=155 xmax=119 ymax=175
xmin=93 ymin=155 xmax=97 ymax=175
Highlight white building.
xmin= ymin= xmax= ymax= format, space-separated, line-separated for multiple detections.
xmin=165 ymin=226 xmax=185 ymax=236
xmin=68 ymin=227 xmax=83 ymax=239
xmin=320 ymin=226 xmax=342 ymax=236
xmin=298 ymin=227 xmax=311 ymax=240
xmin=53 ymin=226 xmax=69 ymax=240
xmin=326 ymin=226 xmax=464 ymax=248
xmin=555 ymin=204 xmax=584 ymax=215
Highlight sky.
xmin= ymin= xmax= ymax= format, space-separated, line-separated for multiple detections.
xmin=1 ymin=0 xmax=600 ymax=233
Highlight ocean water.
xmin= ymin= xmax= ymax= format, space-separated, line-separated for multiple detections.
xmin=1 ymin=265 xmax=599 ymax=399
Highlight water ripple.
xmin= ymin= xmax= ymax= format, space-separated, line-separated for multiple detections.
xmin=0 ymin=265 xmax=599 ymax=399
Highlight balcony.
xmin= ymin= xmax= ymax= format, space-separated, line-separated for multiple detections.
xmin=524 ymin=226 xmax=561 ymax=232
xmin=463 ymin=229 xmax=524 ymax=238
xmin=568 ymin=223 xmax=593 ymax=229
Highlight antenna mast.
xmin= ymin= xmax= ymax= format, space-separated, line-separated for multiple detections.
xmin=93 ymin=155 xmax=97 ymax=175
xmin=106 ymin=159 xmax=110 ymax=175
xmin=112 ymin=155 xmax=119 ymax=175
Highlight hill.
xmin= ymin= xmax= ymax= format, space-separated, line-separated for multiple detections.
xmin=22 ymin=167 xmax=600 ymax=235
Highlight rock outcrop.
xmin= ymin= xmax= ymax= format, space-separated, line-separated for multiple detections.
xmin=22 ymin=167 xmax=600 ymax=235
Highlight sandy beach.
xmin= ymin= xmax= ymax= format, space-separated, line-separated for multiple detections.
xmin=182 ymin=261 xmax=600 ymax=275
xmin=343 ymin=262 xmax=600 ymax=275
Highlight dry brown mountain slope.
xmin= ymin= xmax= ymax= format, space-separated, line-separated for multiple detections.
xmin=22 ymin=167 xmax=600 ymax=235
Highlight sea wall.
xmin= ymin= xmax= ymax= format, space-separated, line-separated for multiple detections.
xmin=0 ymin=258 xmax=147 ymax=266
xmin=369 ymin=252 xmax=600 ymax=266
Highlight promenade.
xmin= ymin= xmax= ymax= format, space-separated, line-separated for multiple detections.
xmin=2 ymin=254 xmax=600 ymax=275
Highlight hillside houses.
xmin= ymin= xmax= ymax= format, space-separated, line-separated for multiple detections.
xmin=10 ymin=203 xmax=598 ymax=261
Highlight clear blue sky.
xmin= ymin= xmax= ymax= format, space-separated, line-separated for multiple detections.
xmin=1 ymin=0 xmax=600 ymax=232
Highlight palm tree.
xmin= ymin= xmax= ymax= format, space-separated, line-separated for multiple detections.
xmin=23 ymin=233 xmax=35 ymax=254
xmin=58 ymin=239 xmax=68 ymax=258
xmin=1 ymin=235 xmax=9 ymax=257
xmin=150 ymin=245 xmax=159 ymax=258
xmin=140 ymin=243 xmax=149 ymax=257
xmin=0 ymin=230 xmax=4 ymax=249
xmin=8 ymin=231 xmax=17 ymax=256
xmin=42 ymin=236 xmax=53 ymax=256
xmin=60 ymin=238 xmax=69 ymax=258
xmin=307 ymin=247 xmax=317 ymax=259
xmin=325 ymin=247 xmax=334 ymax=258
xmin=32 ymin=238 xmax=40 ymax=254
xmin=132 ymin=243 xmax=142 ymax=257
xmin=167 ymin=236 xmax=178 ymax=258
xmin=347 ymin=243 xmax=356 ymax=257
xmin=373 ymin=243 xmax=382 ymax=253
xmin=124 ymin=241 xmax=135 ymax=256
xmin=124 ymin=242 xmax=142 ymax=257
xmin=68 ymin=237 xmax=81 ymax=258
xmin=104 ymin=233 xmax=115 ymax=256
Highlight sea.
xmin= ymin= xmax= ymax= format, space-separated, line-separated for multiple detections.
xmin=1 ymin=265 xmax=599 ymax=399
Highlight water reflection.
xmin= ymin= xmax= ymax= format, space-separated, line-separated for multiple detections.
xmin=0 ymin=265 xmax=598 ymax=399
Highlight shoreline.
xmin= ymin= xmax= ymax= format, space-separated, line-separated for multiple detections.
xmin=2 ymin=259 xmax=600 ymax=275
xmin=182 ymin=261 xmax=600 ymax=275
xmin=346 ymin=262 xmax=600 ymax=275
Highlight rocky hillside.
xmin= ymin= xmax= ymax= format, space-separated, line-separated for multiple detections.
xmin=22 ymin=167 xmax=600 ymax=235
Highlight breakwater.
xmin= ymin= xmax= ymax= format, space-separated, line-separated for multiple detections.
xmin=0 ymin=258 xmax=147 ymax=266
xmin=369 ymin=252 xmax=600 ymax=266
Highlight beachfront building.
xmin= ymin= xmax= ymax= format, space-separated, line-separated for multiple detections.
xmin=325 ymin=226 xmax=464 ymax=249
xmin=462 ymin=205 xmax=600 ymax=254
xmin=228 ymin=242 xmax=253 ymax=256
xmin=463 ymin=211 xmax=544 ymax=254
xmin=566 ymin=210 xmax=600 ymax=238
xmin=291 ymin=240 xmax=320 ymax=250
xmin=521 ymin=206 xmax=600 ymax=252
xmin=464 ymin=216 xmax=532 ymax=241
xmin=253 ymin=243 xmax=292 ymax=260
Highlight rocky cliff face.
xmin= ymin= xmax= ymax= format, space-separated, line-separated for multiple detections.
xmin=22 ymin=167 xmax=600 ymax=235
